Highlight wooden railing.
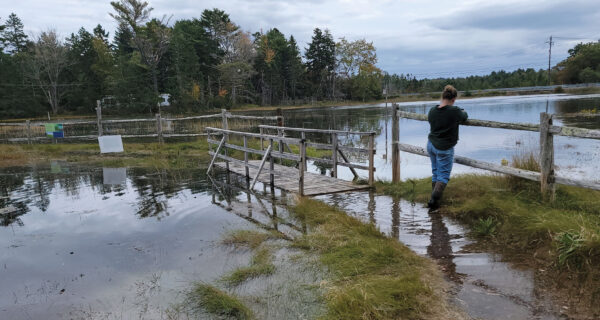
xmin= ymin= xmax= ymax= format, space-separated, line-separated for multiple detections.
xmin=206 ymin=125 xmax=377 ymax=195
xmin=258 ymin=125 xmax=376 ymax=185
xmin=391 ymin=104 xmax=600 ymax=198
xmin=0 ymin=108 xmax=280 ymax=143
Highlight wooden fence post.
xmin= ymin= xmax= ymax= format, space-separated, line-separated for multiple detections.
xmin=278 ymin=128 xmax=284 ymax=164
xmin=392 ymin=104 xmax=401 ymax=182
xmin=156 ymin=113 xmax=163 ymax=143
xmin=222 ymin=109 xmax=229 ymax=171
xmin=540 ymin=112 xmax=555 ymax=200
xmin=301 ymin=131 xmax=307 ymax=171
xmin=96 ymin=100 xmax=103 ymax=137
xmin=243 ymin=136 xmax=249 ymax=179
xmin=299 ymin=139 xmax=306 ymax=196
xmin=368 ymin=132 xmax=375 ymax=186
xmin=260 ymin=127 xmax=264 ymax=151
xmin=26 ymin=120 xmax=31 ymax=145
xmin=269 ymin=138 xmax=275 ymax=187
xmin=332 ymin=133 xmax=338 ymax=178
xmin=276 ymin=108 xmax=284 ymax=127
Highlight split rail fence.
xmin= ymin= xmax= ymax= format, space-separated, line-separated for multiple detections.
xmin=0 ymin=107 xmax=280 ymax=144
xmin=390 ymin=104 xmax=600 ymax=198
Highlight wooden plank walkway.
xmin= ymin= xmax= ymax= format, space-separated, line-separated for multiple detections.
xmin=215 ymin=160 xmax=371 ymax=196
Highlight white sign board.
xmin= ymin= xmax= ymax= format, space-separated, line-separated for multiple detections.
xmin=103 ymin=167 xmax=127 ymax=185
xmin=98 ymin=135 xmax=124 ymax=153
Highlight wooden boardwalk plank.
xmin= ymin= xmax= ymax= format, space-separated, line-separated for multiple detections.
xmin=215 ymin=160 xmax=370 ymax=196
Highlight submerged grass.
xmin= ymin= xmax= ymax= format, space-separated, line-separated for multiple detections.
xmin=222 ymin=229 xmax=278 ymax=249
xmin=221 ymin=247 xmax=276 ymax=286
xmin=291 ymin=198 xmax=465 ymax=320
xmin=187 ymin=283 xmax=254 ymax=320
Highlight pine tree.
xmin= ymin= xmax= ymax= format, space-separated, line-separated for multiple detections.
xmin=2 ymin=13 xmax=29 ymax=54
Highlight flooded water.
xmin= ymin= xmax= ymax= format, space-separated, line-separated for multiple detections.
xmin=277 ymin=93 xmax=600 ymax=183
xmin=0 ymin=164 xmax=322 ymax=319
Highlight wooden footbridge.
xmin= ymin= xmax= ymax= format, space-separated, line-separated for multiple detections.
xmin=206 ymin=124 xmax=376 ymax=196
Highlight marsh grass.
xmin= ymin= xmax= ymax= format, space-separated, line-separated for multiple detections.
xmin=0 ymin=140 xmax=211 ymax=169
xmin=187 ymin=283 xmax=254 ymax=320
xmin=221 ymin=247 xmax=276 ymax=287
xmin=222 ymin=229 xmax=280 ymax=249
xmin=473 ymin=217 xmax=498 ymax=238
xmin=290 ymin=198 xmax=466 ymax=320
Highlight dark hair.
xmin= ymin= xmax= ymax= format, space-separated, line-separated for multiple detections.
xmin=442 ymin=85 xmax=458 ymax=100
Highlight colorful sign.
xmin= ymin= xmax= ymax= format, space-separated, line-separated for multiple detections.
xmin=45 ymin=123 xmax=64 ymax=138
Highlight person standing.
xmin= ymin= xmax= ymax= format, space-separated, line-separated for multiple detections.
xmin=427 ymin=85 xmax=468 ymax=210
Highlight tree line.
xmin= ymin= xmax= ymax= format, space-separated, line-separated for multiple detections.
xmin=1 ymin=0 xmax=598 ymax=118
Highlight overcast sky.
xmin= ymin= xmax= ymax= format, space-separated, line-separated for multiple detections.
xmin=4 ymin=0 xmax=599 ymax=78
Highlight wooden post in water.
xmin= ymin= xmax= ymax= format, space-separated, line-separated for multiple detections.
xmin=392 ymin=104 xmax=401 ymax=182
xmin=301 ymin=131 xmax=307 ymax=171
xmin=269 ymin=138 xmax=275 ymax=187
xmin=26 ymin=120 xmax=31 ymax=145
xmin=156 ymin=113 xmax=163 ymax=143
xmin=222 ymin=109 xmax=229 ymax=171
xmin=540 ymin=112 xmax=555 ymax=200
xmin=299 ymin=138 xmax=306 ymax=196
xmin=276 ymin=108 xmax=284 ymax=164
xmin=243 ymin=136 xmax=249 ymax=179
xmin=331 ymin=133 xmax=338 ymax=178
xmin=368 ymin=132 xmax=375 ymax=186
xmin=96 ymin=100 xmax=103 ymax=137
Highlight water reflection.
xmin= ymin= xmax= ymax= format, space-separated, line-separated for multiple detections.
xmin=316 ymin=191 xmax=562 ymax=320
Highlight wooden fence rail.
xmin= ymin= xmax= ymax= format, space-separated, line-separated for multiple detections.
xmin=0 ymin=106 xmax=279 ymax=143
xmin=258 ymin=125 xmax=376 ymax=184
xmin=392 ymin=105 xmax=600 ymax=198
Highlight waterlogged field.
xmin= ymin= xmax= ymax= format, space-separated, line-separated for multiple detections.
xmin=1 ymin=93 xmax=599 ymax=319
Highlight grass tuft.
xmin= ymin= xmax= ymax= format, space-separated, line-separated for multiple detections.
xmin=472 ymin=217 xmax=498 ymax=238
xmin=555 ymin=231 xmax=585 ymax=268
xmin=188 ymin=283 xmax=254 ymax=320
xmin=222 ymin=229 xmax=277 ymax=249
xmin=221 ymin=247 xmax=276 ymax=286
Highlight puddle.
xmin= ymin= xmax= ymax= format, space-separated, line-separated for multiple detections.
xmin=316 ymin=192 xmax=565 ymax=320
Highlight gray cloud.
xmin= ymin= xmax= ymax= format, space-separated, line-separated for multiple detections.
xmin=4 ymin=0 xmax=598 ymax=77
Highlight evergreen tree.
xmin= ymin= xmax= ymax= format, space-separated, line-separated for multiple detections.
xmin=2 ymin=13 xmax=29 ymax=54
xmin=305 ymin=28 xmax=335 ymax=99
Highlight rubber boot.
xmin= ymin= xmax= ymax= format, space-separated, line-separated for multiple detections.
xmin=427 ymin=182 xmax=447 ymax=211
xmin=431 ymin=181 xmax=436 ymax=191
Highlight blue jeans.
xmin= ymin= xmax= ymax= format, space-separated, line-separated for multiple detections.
xmin=427 ymin=140 xmax=454 ymax=184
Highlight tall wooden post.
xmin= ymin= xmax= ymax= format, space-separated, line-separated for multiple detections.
xmin=301 ymin=131 xmax=307 ymax=171
xmin=331 ymin=133 xmax=338 ymax=178
xmin=96 ymin=100 xmax=103 ymax=137
xmin=243 ymin=136 xmax=249 ymax=179
xmin=26 ymin=120 xmax=31 ymax=145
xmin=278 ymin=128 xmax=284 ymax=164
xmin=156 ymin=113 xmax=163 ymax=143
xmin=269 ymin=138 xmax=275 ymax=187
xmin=259 ymin=127 xmax=265 ymax=150
xmin=540 ymin=112 xmax=555 ymax=200
xmin=368 ymin=132 xmax=375 ymax=186
xmin=299 ymin=139 xmax=306 ymax=196
xmin=222 ymin=109 xmax=229 ymax=171
xmin=392 ymin=104 xmax=401 ymax=182
xmin=276 ymin=108 xmax=284 ymax=127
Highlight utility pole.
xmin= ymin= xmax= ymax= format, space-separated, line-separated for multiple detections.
xmin=546 ymin=35 xmax=554 ymax=85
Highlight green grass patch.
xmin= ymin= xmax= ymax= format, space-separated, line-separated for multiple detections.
xmin=0 ymin=139 xmax=211 ymax=169
xmin=188 ymin=283 xmax=254 ymax=320
xmin=290 ymin=198 xmax=464 ymax=320
xmin=221 ymin=247 xmax=276 ymax=286
xmin=222 ymin=229 xmax=275 ymax=249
